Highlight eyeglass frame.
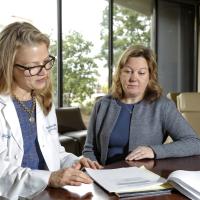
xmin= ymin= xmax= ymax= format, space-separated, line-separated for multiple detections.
xmin=14 ymin=55 xmax=55 ymax=77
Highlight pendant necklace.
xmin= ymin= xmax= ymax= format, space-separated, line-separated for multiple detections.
xmin=124 ymin=104 xmax=134 ymax=114
xmin=13 ymin=94 xmax=36 ymax=123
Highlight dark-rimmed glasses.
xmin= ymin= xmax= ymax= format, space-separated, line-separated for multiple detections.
xmin=15 ymin=55 xmax=55 ymax=77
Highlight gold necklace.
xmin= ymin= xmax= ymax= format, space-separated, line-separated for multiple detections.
xmin=13 ymin=95 xmax=36 ymax=123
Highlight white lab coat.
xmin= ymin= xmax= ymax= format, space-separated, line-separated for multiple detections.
xmin=0 ymin=94 xmax=79 ymax=199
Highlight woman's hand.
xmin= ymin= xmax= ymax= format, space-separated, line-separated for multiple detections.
xmin=48 ymin=167 xmax=93 ymax=188
xmin=72 ymin=157 xmax=103 ymax=170
xmin=125 ymin=159 xmax=155 ymax=169
xmin=125 ymin=146 xmax=155 ymax=161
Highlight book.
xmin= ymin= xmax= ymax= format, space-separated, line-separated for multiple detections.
xmin=167 ymin=170 xmax=200 ymax=200
xmin=85 ymin=166 xmax=172 ymax=198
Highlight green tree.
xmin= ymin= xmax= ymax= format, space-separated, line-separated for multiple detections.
xmin=50 ymin=31 xmax=99 ymax=106
xmin=100 ymin=4 xmax=151 ymax=66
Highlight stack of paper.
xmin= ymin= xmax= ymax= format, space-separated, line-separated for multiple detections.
xmin=85 ymin=166 xmax=172 ymax=198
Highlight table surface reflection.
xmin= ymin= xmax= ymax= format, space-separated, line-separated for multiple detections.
xmin=33 ymin=156 xmax=200 ymax=200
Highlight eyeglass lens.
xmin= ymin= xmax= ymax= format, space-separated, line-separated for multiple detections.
xmin=25 ymin=57 xmax=55 ymax=76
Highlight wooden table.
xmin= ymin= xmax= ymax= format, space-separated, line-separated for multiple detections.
xmin=33 ymin=156 xmax=200 ymax=200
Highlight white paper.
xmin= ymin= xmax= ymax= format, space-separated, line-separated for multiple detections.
xmin=85 ymin=166 xmax=167 ymax=193
xmin=168 ymin=170 xmax=200 ymax=200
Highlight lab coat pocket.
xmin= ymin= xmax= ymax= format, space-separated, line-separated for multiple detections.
xmin=45 ymin=123 xmax=57 ymax=135
xmin=44 ymin=123 xmax=60 ymax=148
xmin=0 ymin=130 xmax=11 ymax=154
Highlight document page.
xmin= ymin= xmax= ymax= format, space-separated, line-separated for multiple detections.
xmin=168 ymin=170 xmax=200 ymax=200
xmin=85 ymin=166 xmax=169 ymax=194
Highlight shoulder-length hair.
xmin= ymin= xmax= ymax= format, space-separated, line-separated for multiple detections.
xmin=110 ymin=45 xmax=162 ymax=102
xmin=0 ymin=21 xmax=52 ymax=115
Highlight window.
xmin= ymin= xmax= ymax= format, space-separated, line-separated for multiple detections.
xmin=61 ymin=0 xmax=108 ymax=125
xmin=113 ymin=0 xmax=153 ymax=66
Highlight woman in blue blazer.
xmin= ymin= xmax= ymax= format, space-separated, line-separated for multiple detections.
xmin=83 ymin=45 xmax=200 ymax=165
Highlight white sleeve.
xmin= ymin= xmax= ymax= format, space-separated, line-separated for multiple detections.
xmin=58 ymin=143 xmax=80 ymax=168
xmin=0 ymin=147 xmax=51 ymax=199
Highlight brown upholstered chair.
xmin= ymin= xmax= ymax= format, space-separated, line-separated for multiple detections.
xmin=177 ymin=92 xmax=200 ymax=137
xmin=56 ymin=107 xmax=87 ymax=156
xmin=165 ymin=92 xmax=181 ymax=144
xmin=166 ymin=92 xmax=180 ymax=106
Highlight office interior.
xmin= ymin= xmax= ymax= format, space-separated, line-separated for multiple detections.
xmin=56 ymin=0 xmax=200 ymax=108
xmin=58 ymin=0 xmax=200 ymax=105
xmin=1 ymin=0 xmax=200 ymax=155
xmin=58 ymin=0 xmax=200 ymax=131
xmin=1 ymin=0 xmax=199 ymax=107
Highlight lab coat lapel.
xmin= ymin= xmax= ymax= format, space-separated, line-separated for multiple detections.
xmin=0 ymin=95 xmax=24 ymax=151
xmin=36 ymin=103 xmax=60 ymax=170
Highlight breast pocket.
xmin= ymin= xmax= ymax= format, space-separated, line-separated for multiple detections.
xmin=0 ymin=131 xmax=11 ymax=155
xmin=45 ymin=123 xmax=57 ymax=134
xmin=44 ymin=123 xmax=60 ymax=149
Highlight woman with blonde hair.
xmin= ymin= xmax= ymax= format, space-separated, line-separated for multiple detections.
xmin=83 ymin=45 xmax=200 ymax=165
xmin=0 ymin=21 xmax=101 ymax=199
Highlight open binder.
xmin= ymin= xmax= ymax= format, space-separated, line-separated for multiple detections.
xmin=168 ymin=170 xmax=200 ymax=200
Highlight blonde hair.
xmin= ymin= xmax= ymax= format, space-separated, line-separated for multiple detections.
xmin=110 ymin=45 xmax=162 ymax=102
xmin=0 ymin=21 xmax=52 ymax=115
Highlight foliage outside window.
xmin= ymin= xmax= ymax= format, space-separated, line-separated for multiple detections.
xmin=50 ymin=32 xmax=99 ymax=107
xmin=101 ymin=3 xmax=151 ymax=67
xmin=51 ymin=0 xmax=152 ymax=126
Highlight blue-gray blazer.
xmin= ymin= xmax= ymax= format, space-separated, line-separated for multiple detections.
xmin=83 ymin=95 xmax=200 ymax=165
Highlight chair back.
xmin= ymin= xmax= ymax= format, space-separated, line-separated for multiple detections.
xmin=165 ymin=92 xmax=181 ymax=143
xmin=177 ymin=92 xmax=200 ymax=136
xmin=56 ymin=107 xmax=86 ymax=134
xmin=166 ymin=92 xmax=180 ymax=107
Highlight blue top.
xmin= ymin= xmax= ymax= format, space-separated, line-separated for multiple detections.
xmin=106 ymin=101 xmax=134 ymax=164
xmin=13 ymin=99 xmax=46 ymax=169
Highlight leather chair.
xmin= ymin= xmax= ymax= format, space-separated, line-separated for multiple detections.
xmin=166 ymin=92 xmax=180 ymax=106
xmin=165 ymin=92 xmax=181 ymax=143
xmin=56 ymin=107 xmax=87 ymax=156
xmin=59 ymin=135 xmax=80 ymax=155
xmin=177 ymin=92 xmax=200 ymax=137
